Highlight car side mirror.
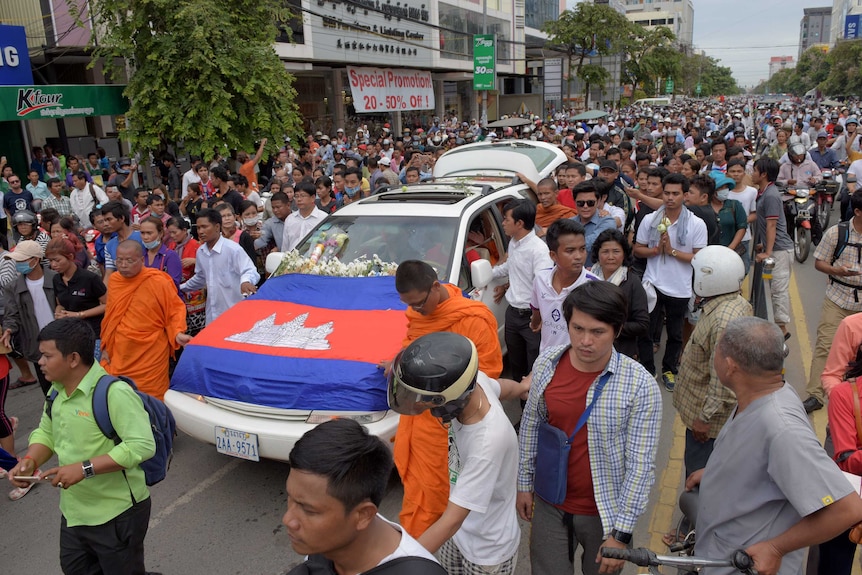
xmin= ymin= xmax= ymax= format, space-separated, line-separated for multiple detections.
xmin=471 ymin=259 xmax=493 ymax=289
xmin=265 ymin=252 xmax=283 ymax=274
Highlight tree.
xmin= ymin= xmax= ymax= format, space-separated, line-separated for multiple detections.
xmin=822 ymin=39 xmax=862 ymax=96
xmin=621 ymin=25 xmax=679 ymax=96
xmin=679 ymin=53 xmax=740 ymax=96
xmin=543 ymin=3 xmax=629 ymax=106
xmin=69 ymin=0 xmax=303 ymax=157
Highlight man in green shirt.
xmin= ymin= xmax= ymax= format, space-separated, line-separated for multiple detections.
xmin=7 ymin=318 xmax=156 ymax=575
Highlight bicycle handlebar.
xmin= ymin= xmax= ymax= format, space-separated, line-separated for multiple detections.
xmin=600 ymin=547 xmax=758 ymax=574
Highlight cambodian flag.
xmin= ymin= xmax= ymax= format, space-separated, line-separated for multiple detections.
xmin=170 ymin=274 xmax=407 ymax=411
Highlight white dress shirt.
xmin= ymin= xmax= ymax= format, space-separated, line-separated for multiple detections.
xmin=182 ymin=169 xmax=201 ymax=198
xmin=180 ymin=236 xmax=260 ymax=324
xmin=492 ymin=229 xmax=552 ymax=309
xmin=69 ymin=183 xmax=109 ymax=227
xmin=282 ymin=207 xmax=328 ymax=252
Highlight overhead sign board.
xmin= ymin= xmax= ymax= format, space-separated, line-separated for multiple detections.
xmin=473 ymin=34 xmax=496 ymax=91
xmin=347 ymin=67 xmax=434 ymax=112
xmin=846 ymin=14 xmax=861 ymax=39
xmin=0 ymin=85 xmax=129 ymax=121
xmin=0 ymin=25 xmax=33 ymax=86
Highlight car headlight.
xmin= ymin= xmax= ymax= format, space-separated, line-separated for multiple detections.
xmin=306 ymin=411 xmax=389 ymax=425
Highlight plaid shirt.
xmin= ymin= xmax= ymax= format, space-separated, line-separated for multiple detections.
xmin=42 ymin=194 xmax=73 ymax=218
xmin=518 ymin=346 xmax=662 ymax=536
xmin=674 ymin=293 xmax=752 ymax=437
xmin=813 ymin=222 xmax=862 ymax=311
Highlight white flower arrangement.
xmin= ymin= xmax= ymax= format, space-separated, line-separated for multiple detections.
xmin=271 ymin=250 xmax=398 ymax=278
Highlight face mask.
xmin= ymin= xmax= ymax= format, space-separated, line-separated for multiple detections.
xmin=344 ymin=185 xmax=361 ymax=197
xmin=15 ymin=262 xmax=34 ymax=275
xmin=243 ymin=217 xmax=260 ymax=227
xmin=143 ymin=239 xmax=161 ymax=249
xmin=716 ymin=189 xmax=730 ymax=202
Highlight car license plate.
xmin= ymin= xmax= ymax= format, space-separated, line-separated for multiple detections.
xmin=797 ymin=209 xmax=810 ymax=218
xmin=214 ymin=427 xmax=260 ymax=461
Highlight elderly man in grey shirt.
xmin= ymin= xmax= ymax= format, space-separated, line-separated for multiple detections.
xmin=685 ymin=317 xmax=862 ymax=575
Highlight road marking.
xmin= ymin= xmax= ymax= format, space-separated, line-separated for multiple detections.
xmin=788 ymin=270 xmax=828 ymax=440
xmin=148 ymin=458 xmax=242 ymax=530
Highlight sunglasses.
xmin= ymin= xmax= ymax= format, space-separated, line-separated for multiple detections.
xmin=576 ymin=200 xmax=597 ymax=208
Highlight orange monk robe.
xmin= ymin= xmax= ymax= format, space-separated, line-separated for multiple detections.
xmin=394 ymin=283 xmax=502 ymax=537
xmin=101 ymin=267 xmax=187 ymax=401
xmin=536 ymin=202 xmax=577 ymax=229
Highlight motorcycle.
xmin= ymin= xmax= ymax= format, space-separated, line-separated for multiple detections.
xmin=815 ymin=170 xmax=840 ymax=229
xmin=780 ymin=185 xmax=817 ymax=263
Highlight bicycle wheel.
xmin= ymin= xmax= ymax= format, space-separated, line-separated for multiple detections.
xmin=795 ymin=227 xmax=811 ymax=263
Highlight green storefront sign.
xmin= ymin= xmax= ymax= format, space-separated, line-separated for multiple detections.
xmin=0 ymin=85 xmax=128 ymax=121
xmin=665 ymin=79 xmax=674 ymax=95
xmin=473 ymin=34 xmax=496 ymax=91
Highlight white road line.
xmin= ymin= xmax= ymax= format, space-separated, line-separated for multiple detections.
xmin=148 ymin=458 xmax=242 ymax=530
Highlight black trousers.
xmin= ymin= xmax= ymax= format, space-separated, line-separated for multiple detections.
xmin=643 ymin=288 xmax=688 ymax=376
xmin=60 ymin=497 xmax=151 ymax=575
xmin=817 ymin=529 xmax=856 ymax=575
xmin=505 ymin=305 xmax=541 ymax=382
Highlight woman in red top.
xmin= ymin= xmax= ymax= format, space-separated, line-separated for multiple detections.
xmin=167 ymin=217 xmax=206 ymax=335
xmin=822 ymin=350 xmax=862 ymax=574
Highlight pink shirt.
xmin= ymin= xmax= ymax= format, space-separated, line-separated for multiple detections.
xmin=823 ymin=312 xmax=862 ymax=396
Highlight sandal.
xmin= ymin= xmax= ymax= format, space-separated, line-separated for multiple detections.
xmin=8 ymin=468 xmax=41 ymax=501
xmin=9 ymin=378 xmax=36 ymax=390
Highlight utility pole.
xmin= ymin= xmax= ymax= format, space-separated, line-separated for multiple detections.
xmin=481 ymin=0 xmax=488 ymax=127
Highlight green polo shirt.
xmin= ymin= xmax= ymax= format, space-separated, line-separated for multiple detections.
xmin=30 ymin=363 xmax=155 ymax=527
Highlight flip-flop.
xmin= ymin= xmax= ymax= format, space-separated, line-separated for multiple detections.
xmin=8 ymin=468 xmax=40 ymax=501
xmin=9 ymin=379 xmax=36 ymax=390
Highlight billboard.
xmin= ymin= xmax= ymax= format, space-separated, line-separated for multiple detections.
xmin=0 ymin=85 xmax=129 ymax=121
xmin=347 ymin=67 xmax=435 ymax=112
xmin=846 ymin=14 xmax=861 ymax=39
xmin=0 ymin=25 xmax=33 ymax=86
xmin=473 ymin=34 xmax=496 ymax=91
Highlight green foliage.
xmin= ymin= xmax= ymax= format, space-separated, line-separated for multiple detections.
xmin=543 ymin=3 xmax=630 ymax=103
xmin=751 ymin=47 xmax=830 ymax=95
xmin=679 ymin=54 xmax=739 ymax=96
xmin=70 ymin=0 xmax=302 ymax=157
xmin=822 ymin=40 xmax=862 ymax=96
xmin=620 ymin=25 xmax=679 ymax=95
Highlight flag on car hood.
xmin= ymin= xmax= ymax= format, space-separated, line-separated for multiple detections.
xmin=171 ymin=274 xmax=408 ymax=411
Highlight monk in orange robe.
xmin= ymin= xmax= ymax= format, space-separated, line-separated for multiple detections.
xmin=535 ymin=177 xmax=576 ymax=236
xmin=101 ymin=240 xmax=191 ymax=400
xmin=385 ymin=260 xmax=502 ymax=537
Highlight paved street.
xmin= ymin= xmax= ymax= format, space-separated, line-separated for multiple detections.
xmin=0 ymin=205 xmax=843 ymax=573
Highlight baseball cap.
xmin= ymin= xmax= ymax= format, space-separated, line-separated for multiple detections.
xmin=5 ymin=240 xmax=43 ymax=262
xmin=599 ymin=160 xmax=618 ymax=172
xmin=378 ymin=156 xmax=391 ymax=166
xmin=817 ymin=130 xmax=829 ymax=139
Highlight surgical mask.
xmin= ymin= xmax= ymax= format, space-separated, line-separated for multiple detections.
xmin=716 ymin=189 xmax=730 ymax=202
xmin=243 ymin=216 xmax=260 ymax=227
xmin=15 ymin=262 xmax=34 ymax=275
xmin=143 ymin=239 xmax=161 ymax=249
xmin=344 ymin=185 xmax=361 ymax=197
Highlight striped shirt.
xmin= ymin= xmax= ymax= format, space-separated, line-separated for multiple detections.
xmin=674 ymin=293 xmax=752 ymax=437
xmin=518 ymin=345 xmax=662 ymax=535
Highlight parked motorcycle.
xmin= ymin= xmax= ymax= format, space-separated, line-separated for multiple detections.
xmin=780 ymin=185 xmax=817 ymax=263
xmin=815 ymin=170 xmax=840 ymax=229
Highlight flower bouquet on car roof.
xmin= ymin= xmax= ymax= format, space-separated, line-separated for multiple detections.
xmin=271 ymin=230 xmax=398 ymax=278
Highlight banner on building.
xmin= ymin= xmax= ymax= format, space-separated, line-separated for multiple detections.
xmin=347 ymin=67 xmax=434 ymax=113
xmin=846 ymin=14 xmax=861 ymax=39
xmin=0 ymin=85 xmax=129 ymax=121
xmin=0 ymin=25 xmax=33 ymax=86
xmin=473 ymin=34 xmax=496 ymax=91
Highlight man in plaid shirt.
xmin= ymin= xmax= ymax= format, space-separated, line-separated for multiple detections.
xmin=674 ymin=246 xmax=752 ymax=478
xmin=517 ymin=281 xmax=661 ymax=575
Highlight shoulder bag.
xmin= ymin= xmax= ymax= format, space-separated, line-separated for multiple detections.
xmin=534 ymin=371 xmax=611 ymax=505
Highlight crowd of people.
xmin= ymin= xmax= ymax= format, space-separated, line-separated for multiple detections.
xmin=4 ymin=95 xmax=862 ymax=574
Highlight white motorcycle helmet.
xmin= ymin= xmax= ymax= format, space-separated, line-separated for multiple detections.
xmin=692 ymin=245 xmax=745 ymax=298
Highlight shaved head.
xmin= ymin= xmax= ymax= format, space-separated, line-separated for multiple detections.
xmin=116 ymin=240 xmax=144 ymax=277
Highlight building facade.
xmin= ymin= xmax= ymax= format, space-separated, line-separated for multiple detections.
xmin=768 ymin=56 xmax=795 ymax=79
xmin=799 ymin=6 xmax=832 ymax=58
xmin=623 ymin=0 xmax=694 ymax=49
xmin=831 ymin=0 xmax=862 ymax=44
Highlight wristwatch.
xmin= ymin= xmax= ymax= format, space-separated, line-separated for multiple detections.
xmin=671 ymin=249 xmax=678 ymax=258
xmin=611 ymin=528 xmax=632 ymax=545
xmin=82 ymin=460 xmax=96 ymax=479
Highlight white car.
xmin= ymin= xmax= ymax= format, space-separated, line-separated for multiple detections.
xmin=165 ymin=140 xmax=565 ymax=462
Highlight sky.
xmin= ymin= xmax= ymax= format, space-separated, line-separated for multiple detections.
xmin=693 ymin=0 xmax=820 ymax=87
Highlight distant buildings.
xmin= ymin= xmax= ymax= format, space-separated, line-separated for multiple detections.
xmin=622 ymin=0 xmax=695 ymax=49
xmin=831 ymin=0 xmax=862 ymax=44
xmin=769 ymin=56 xmax=795 ymax=79
xmin=799 ymin=7 xmax=832 ymax=58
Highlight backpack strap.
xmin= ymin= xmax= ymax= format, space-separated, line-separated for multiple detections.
xmin=92 ymin=375 xmax=120 ymax=443
xmin=45 ymin=389 xmax=59 ymax=419
xmin=832 ymin=221 xmax=850 ymax=265
xmin=361 ymin=556 xmax=448 ymax=575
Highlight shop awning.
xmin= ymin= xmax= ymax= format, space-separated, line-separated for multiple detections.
xmin=0 ymin=85 xmax=129 ymax=121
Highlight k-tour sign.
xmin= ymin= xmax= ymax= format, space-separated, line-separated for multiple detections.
xmin=0 ymin=85 xmax=129 ymax=121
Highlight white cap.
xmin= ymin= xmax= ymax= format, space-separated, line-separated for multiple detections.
xmin=378 ymin=156 xmax=391 ymax=166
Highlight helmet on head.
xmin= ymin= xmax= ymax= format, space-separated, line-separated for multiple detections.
xmin=388 ymin=332 xmax=478 ymax=423
xmin=12 ymin=210 xmax=37 ymax=227
xmin=788 ymin=142 xmax=807 ymax=160
xmin=691 ymin=245 xmax=745 ymax=298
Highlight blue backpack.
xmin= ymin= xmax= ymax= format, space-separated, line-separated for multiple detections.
xmin=46 ymin=375 xmax=176 ymax=486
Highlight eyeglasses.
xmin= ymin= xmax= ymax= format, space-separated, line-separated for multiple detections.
xmin=576 ymin=200 xmax=597 ymax=208
xmin=7 ymin=180 xmax=19 ymax=184
xmin=409 ymin=290 xmax=433 ymax=311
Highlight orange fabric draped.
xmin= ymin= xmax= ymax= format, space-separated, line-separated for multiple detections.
xmin=100 ymin=267 xmax=187 ymax=400
xmin=536 ymin=202 xmax=577 ymax=228
xmin=394 ymin=283 xmax=502 ymax=537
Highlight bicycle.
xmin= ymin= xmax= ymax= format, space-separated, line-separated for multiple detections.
xmin=601 ymin=546 xmax=758 ymax=575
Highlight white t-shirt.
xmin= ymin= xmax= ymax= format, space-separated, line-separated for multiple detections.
xmin=531 ymin=266 xmax=600 ymax=352
xmin=728 ymin=185 xmax=757 ymax=242
xmin=448 ymin=374 xmax=520 ymax=565
xmin=376 ymin=514 xmax=439 ymax=565
xmin=26 ymin=276 xmax=54 ymax=330
xmin=636 ymin=209 xmax=707 ymax=299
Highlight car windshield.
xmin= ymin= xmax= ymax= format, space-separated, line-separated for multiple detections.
xmin=295 ymin=215 xmax=460 ymax=280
